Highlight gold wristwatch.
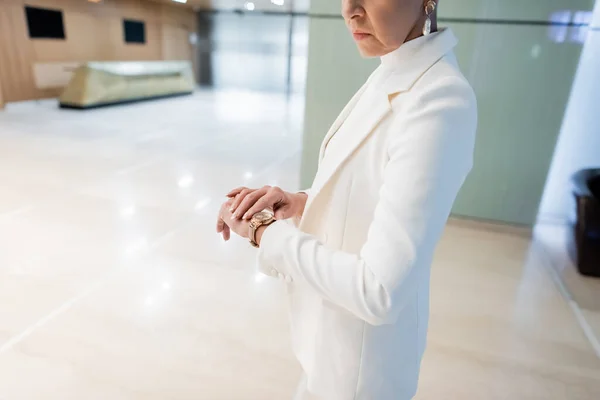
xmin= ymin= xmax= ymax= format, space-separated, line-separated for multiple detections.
xmin=248 ymin=211 xmax=275 ymax=248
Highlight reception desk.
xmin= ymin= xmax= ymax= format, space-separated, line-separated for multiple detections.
xmin=59 ymin=61 xmax=195 ymax=109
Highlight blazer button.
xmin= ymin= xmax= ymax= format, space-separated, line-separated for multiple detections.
xmin=278 ymin=272 xmax=284 ymax=280
xmin=270 ymin=268 xmax=278 ymax=277
xmin=285 ymin=275 xmax=293 ymax=283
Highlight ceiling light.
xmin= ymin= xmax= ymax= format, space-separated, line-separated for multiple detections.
xmin=271 ymin=0 xmax=285 ymax=5
xmin=172 ymin=0 xmax=188 ymax=3
xmin=244 ymin=2 xmax=256 ymax=11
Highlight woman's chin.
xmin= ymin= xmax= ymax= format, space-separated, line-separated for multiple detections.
xmin=356 ymin=44 xmax=383 ymax=59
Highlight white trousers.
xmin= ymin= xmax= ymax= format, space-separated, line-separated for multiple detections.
xmin=293 ymin=374 xmax=321 ymax=400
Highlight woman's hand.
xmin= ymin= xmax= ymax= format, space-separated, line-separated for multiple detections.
xmin=216 ymin=199 xmax=251 ymax=241
xmin=226 ymin=186 xmax=308 ymax=221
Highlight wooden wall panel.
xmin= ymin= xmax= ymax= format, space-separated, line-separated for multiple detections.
xmin=159 ymin=4 xmax=198 ymax=81
xmin=0 ymin=74 xmax=4 ymax=109
xmin=162 ymin=25 xmax=193 ymax=61
xmin=0 ymin=4 xmax=38 ymax=102
xmin=160 ymin=4 xmax=196 ymax=29
xmin=31 ymin=11 xmax=106 ymax=63
xmin=0 ymin=0 xmax=197 ymax=103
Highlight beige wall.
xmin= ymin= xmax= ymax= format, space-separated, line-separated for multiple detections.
xmin=0 ymin=0 xmax=197 ymax=103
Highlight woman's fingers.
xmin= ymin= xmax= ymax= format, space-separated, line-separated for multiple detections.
xmin=227 ymin=186 xmax=286 ymax=219
xmin=222 ymin=224 xmax=231 ymax=241
xmin=242 ymin=195 xmax=275 ymax=219
xmin=229 ymin=188 xmax=262 ymax=214
xmin=217 ymin=201 xmax=228 ymax=232
xmin=228 ymin=189 xmax=250 ymax=214
xmin=226 ymin=187 xmax=248 ymax=198
xmin=216 ymin=215 xmax=224 ymax=233
xmin=231 ymin=187 xmax=267 ymax=218
xmin=235 ymin=189 xmax=270 ymax=219
xmin=218 ymin=201 xmax=232 ymax=241
xmin=243 ymin=188 xmax=284 ymax=219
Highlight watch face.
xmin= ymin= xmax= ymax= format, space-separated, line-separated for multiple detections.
xmin=254 ymin=212 xmax=272 ymax=222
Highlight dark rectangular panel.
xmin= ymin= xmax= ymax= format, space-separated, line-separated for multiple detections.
xmin=25 ymin=6 xmax=66 ymax=40
xmin=124 ymin=19 xmax=146 ymax=44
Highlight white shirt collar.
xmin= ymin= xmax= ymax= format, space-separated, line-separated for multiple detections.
xmin=380 ymin=29 xmax=444 ymax=68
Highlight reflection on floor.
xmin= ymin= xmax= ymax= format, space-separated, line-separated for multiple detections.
xmin=0 ymin=91 xmax=599 ymax=399
xmin=535 ymin=223 xmax=600 ymax=353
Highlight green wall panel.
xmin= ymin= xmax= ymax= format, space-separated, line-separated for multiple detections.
xmin=448 ymin=23 xmax=582 ymax=225
xmin=300 ymin=2 xmax=588 ymax=225
xmin=300 ymin=18 xmax=378 ymax=189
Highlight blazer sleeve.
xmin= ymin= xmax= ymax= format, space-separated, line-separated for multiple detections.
xmin=257 ymin=77 xmax=477 ymax=326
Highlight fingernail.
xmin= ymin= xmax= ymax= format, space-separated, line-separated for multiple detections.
xmin=232 ymin=213 xmax=238 ymax=219
xmin=243 ymin=213 xmax=249 ymax=220
xmin=229 ymin=207 xmax=234 ymax=213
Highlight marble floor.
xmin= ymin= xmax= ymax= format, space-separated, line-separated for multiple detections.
xmin=0 ymin=91 xmax=599 ymax=400
xmin=535 ymin=223 xmax=600 ymax=356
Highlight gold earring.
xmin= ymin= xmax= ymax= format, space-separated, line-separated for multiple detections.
xmin=423 ymin=0 xmax=436 ymax=36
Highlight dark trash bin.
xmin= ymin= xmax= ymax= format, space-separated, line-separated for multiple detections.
xmin=570 ymin=168 xmax=600 ymax=277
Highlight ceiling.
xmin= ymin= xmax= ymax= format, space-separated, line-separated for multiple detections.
xmin=158 ymin=0 xmax=311 ymax=12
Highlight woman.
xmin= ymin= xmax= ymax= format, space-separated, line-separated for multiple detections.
xmin=216 ymin=0 xmax=477 ymax=398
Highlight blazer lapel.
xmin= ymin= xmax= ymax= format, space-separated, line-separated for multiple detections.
xmin=301 ymin=91 xmax=391 ymax=226
xmin=301 ymin=28 xmax=459 ymax=227
xmin=382 ymin=28 xmax=458 ymax=96
xmin=317 ymin=73 xmax=378 ymax=165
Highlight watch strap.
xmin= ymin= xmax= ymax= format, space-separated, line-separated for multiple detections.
xmin=249 ymin=215 xmax=275 ymax=248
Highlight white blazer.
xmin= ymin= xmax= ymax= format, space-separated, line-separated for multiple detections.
xmin=258 ymin=29 xmax=477 ymax=400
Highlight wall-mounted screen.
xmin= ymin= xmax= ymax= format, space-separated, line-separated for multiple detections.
xmin=25 ymin=6 xmax=66 ymax=40
xmin=124 ymin=19 xmax=146 ymax=44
